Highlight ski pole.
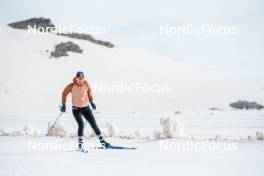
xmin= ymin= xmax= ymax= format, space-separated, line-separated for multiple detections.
xmin=46 ymin=112 xmax=63 ymax=136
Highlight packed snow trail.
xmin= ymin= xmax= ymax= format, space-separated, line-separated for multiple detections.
xmin=0 ymin=137 xmax=264 ymax=176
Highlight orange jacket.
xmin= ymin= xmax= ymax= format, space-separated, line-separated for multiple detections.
xmin=62 ymin=77 xmax=94 ymax=107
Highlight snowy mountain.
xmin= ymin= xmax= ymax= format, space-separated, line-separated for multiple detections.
xmin=0 ymin=23 xmax=263 ymax=115
xmin=0 ymin=18 xmax=264 ymax=176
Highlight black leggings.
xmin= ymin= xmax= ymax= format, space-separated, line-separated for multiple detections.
xmin=72 ymin=106 xmax=101 ymax=137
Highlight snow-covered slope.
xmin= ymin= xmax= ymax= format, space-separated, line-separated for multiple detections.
xmin=0 ymin=24 xmax=264 ymax=176
xmin=0 ymin=24 xmax=263 ymax=115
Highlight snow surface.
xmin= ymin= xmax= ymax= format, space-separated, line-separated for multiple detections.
xmin=0 ymin=24 xmax=264 ymax=176
xmin=0 ymin=24 xmax=263 ymax=114
xmin=0 ymin=136 xmax=264 ymax=176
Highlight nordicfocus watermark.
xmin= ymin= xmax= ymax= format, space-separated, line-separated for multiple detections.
xmin=27 ymin=24 xmax=106 ymax=35
xmin=27 ymin=141 xmax=103 ymax=152
xmin=160 ymin=24 xmax=238 ymax=35
xmin=92 ymin=82 xmax=172 ymax=94
xmin=160 ymin=141 xmax=238 ymax=151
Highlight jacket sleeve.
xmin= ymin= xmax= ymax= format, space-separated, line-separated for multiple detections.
xmin=62 ymin=83 xmax=73 ymax=105
xmin=86 ymin=82 xmax=94 ymax=103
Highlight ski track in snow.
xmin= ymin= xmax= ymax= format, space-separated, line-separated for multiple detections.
xmin=0 ymin=110 xmax=264 ymax=176
xmin=0 ymin=137 xmax=264 ymax=176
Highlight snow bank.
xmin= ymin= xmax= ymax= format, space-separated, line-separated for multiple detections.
xmin=101 ymin=123 xmax=149 ymax=139
xmin=256 ymin=131 xmax=264 ymax=140
xmin=118 ymin=130 xmax=150 ymax=140
xmin=155 ymin=117 xmax=184 ymax=139
xmin=1 ymin=120 xmax=262 ymax=142
xmin=47 ymin=122 xmax=67 ymax=137
xmin=105 ymin=123 xmax=120 ymax=137
xmin=23 ymin=124 xmax=34 ymax=135
xmin=0 ymin=124 xmax=38 ymax=137
xmin=214 ymin=135 xmax=222 ymax=141
xmin=153 ymin=129 xmax=163 ymax=139
xmin=0 ymin=128 xmax=9 ymax=136
xmin=0 ymin=122 xmax=150 ymax=139
xmin=84 ymin=130 xmax=96 ymax=138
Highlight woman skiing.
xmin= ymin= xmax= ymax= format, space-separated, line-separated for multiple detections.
xmin=60 ymin=71 xmax=110 ymax=151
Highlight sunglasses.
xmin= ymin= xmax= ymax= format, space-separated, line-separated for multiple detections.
xmin=76 ymin=77 xmax=85 ymax=81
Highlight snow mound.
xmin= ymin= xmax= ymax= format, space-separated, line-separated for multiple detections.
xmin=23 ymin=124 xmax=34 ymax=135
xmin=118 ymin=130 xmax=150 ymax=140
xmin=105 ymin=123 xmax=120 ymax=137
xmin=159 ymin=117 xmax=184 ymax=138
xmin=102 ymin=123 xmax=149 ymax=139
xmin=84 ymin=130 xmax=96 ymax=138
xmin=215 ymin=135 xmax=222 ymax=141
xmin=0 ymin=128 xmax=9 ymax=136
xmin=0 ymin=124 xmax=38 ymax=137
xmin=47 ymin=122 xmax=67 ymax=137
xmin=153 ymin=129 xmax=163 ymax=139
xmin=256 ymin=131 xmax=264 ymax=140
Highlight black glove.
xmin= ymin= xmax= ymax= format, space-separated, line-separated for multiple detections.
xmin=91 ymin=102 xmax=96 ymax=110
xmin=60 ymin=104 xmax=66 ymax=112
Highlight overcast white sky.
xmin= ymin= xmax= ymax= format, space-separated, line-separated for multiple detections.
xmin=1 ymin=0 xmax=263 ymax=79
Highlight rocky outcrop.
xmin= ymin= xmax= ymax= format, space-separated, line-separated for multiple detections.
xmin=209 ymin=107 xmax=224 ymax=111
xmin=58 ymin=33 xmax=114 ymax=48
xmin=8 ymin=17 xmax=55 ymax=31
xmin=230 ymin=100 xmax=264 ymax=110
xmin=50 ymin=41 xmax=83 ymax=58
xmin=8 ymin=17 xmax=115 ymax=56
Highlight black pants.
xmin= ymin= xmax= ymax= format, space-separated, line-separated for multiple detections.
xmin=72 ymin=106 xmax=101 ymax=137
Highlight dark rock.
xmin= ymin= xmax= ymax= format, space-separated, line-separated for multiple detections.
xmin=50 ymin=41 xmax=83 ymax=58
xmin=230 ymin=100 xmax=264 ymax=110
xmin=209 ymin=107 xmax=224 ymax=111
xmin=174 ymin=111 xmax=181 ymax=114
xmin=8 ymin=18 xmax=114 ymax=49
xmin=58 ymin=33 xmax=114 ymax=48
xmin=8 ymin=17 xmax=55 ymax=32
